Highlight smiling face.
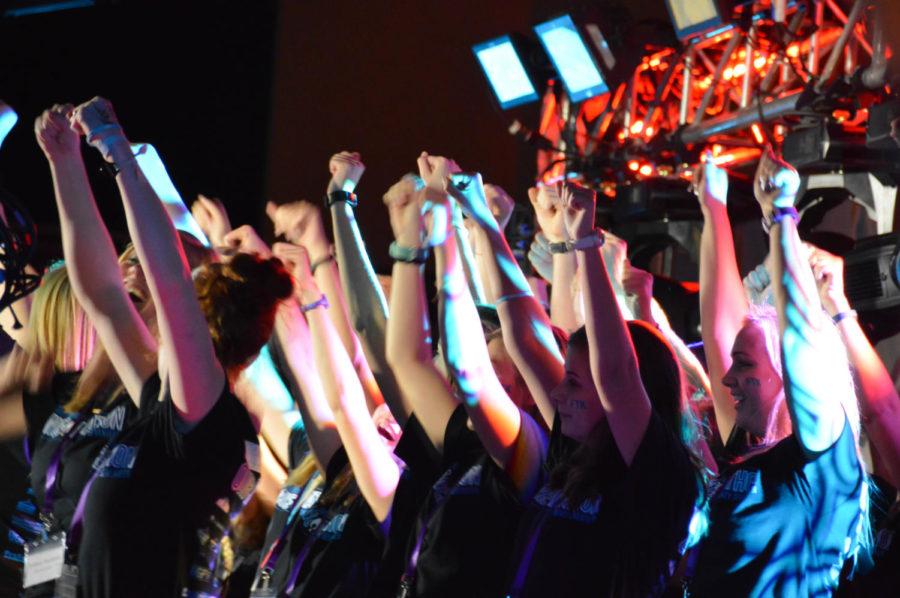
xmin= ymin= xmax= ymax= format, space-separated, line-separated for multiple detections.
xmin=722 ymin=322 xmax=785 ymax=438
xmin=549 ymin=341 xmax=605 ymax=442
xmin=118 ymin=246 xmax=150 ymax=306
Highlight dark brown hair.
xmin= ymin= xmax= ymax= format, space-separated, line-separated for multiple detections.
xmin=193 ymin=253 xmax=293 ymax=371
xmin=550 ymin=321 xmax=697 ymax=506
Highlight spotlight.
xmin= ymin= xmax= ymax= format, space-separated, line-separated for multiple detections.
xmin=844 ymin=233 xmax=900 ymax=312
xmin=533 ymin=14 xmax=609 ymax=103
xmin=472 ymin=35 xmax=540 ymax=110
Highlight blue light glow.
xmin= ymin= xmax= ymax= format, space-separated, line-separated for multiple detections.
xmin=472 ymin=36 xmax=539 ymax=110
xmin=534 ymin=15 xmax=609 ymax=102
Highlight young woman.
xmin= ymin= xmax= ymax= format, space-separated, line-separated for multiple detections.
xmin=35 ymin=98 xmax=292 ymax=596
xmin=686 ymin=152 xmax=867 ymax=596
xmin=471 ymin=181 xmax=704 ymax=597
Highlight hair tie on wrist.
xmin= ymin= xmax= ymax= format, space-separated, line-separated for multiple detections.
xmin=300 ymin=293 xmax=329 ymax=313
xmin=762 ymin=206 xmax=799 ymax=233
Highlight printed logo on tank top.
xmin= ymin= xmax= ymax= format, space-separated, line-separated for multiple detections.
xmin=41 ymin=411 xmax=77 ymax=439
xmin=532 ymin=485 xmax=602 ymax=523
xmin=709 ymin=469 xmax=760 ymax=502
xmin=276 ymin=486 xmax=302 ymax=512
xmin=41 ymin=405 xmax=128 ymax=440
xmin=92 ymin=443 xmax=139 ymax=479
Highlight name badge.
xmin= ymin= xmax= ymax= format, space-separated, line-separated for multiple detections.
xmin=23 ymin=532 xmax=65 ymax=587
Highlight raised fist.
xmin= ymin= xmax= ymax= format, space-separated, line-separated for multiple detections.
xmin=807 ymin=245 xmax=850 ymax=317
xmin=266 ymin=200 xmax=329 ymax=258
xmin=416 ymin=152 xmax=460 ymax=192
xmin=222 ymin=224 xmax=271 ymax=258
xmin=192 ymin=195 xmax=232 ymax=249
xmin=753 ymin=148 xmax=800 ymax=215
xmin=34 ymin=104 xmax=79 ymax=160
xmin=528 ymin=184 xmax=568 ymax=243
xmin=560 ymin=182 xmax=596 ymax=241
xmin=69 ymin=97 xmax=127 ymax=160
xmin=692 ymin=152 xmax=728 ymax=211
xmin=383 ymin=174 xmax=425 ymax=248
xmin=483 ymin=183 xmax=515 ymax=230
xmin=328 ymin=151 xmax=365 ymax=194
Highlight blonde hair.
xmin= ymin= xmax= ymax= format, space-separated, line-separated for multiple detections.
xmin=25 ymin=265 xmax=95 ymax=372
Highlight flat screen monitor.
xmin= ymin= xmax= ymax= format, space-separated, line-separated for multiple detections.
xmin=472 ymin=35 xmax=539 ymax=110
xmin=534 ymin=15 xmax=609 ymax=103
xmin=664 ymin=0 xmax=724 ymax=40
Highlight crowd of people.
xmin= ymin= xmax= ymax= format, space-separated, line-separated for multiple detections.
xmin=0 ymin=96 xmax=897 ymax=597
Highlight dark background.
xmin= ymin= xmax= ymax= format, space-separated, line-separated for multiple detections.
xmin=0 ymin=0 xmax=668 ymax=272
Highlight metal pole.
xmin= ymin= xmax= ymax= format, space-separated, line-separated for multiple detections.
xmin=679 ymin=50 xmax=693 ymax=125
xmin=740 ymin=27 xmax=756 ymax=107
xmin=808 ymin=0 xmax=825 ymax=74
xmin=695 ymin=32 xmax=742 ymax=122
xmin=816 ymin=0 xmax=866 ymax=92
xmin=680 ymin=92 xmax=802 ymax=144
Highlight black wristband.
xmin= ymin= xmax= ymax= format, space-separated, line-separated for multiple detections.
xmin=325 ymin=190 xmax=358 ymax=209
xmin=99 ymin=160 xmax=121 ymax=178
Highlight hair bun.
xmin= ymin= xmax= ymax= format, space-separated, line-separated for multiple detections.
xmin=195 ymin=253 xmax=294 ymax=370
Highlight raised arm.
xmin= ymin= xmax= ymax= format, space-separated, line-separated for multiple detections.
xmin=526 ymin=185 xmax=580 ymax=334
xmin=456 ymin=179 xmax=563 ymax=429
xmin=267 ymin=199 xmax=385 ymax=415
xmin=277 ymin=242 xmax=399 ymax=522
xmin=696 ymin=157 xmax=747 ymax=442
xmin=564 ymin=182 xmax=652 ymax=465
xmin=233 ymin=345 xmax=303 ymax=468
xmin=269 ymin=249 xmax=343 ymax=474
xmin=383 ymin=174 xmax=458 ymax=451
xmin=809 ymin=246 xmax=900 ymax=484
xmin=35 ymin=103 xmax=156 ymax=404
xmin=758 ymin=152 xmax=847 ymax=455
xmin=71 ymin=97 xmax=222 ymax=422
xmin=424 ymin=157 xmax=544 ymax=492
xmin=321 ymin=151 xmax=407 ymax=423
xmin=623 ymin=264 xmax=712 ymax=399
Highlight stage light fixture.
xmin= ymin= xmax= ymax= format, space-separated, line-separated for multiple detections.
xmin=472 ymin=35 xmax=540 ymax=110
xmin=533 ymin=15 xmax=609 ymax=103
xmin=663 ymin=0 xmax=733 ymax=40
xmin=844 ymin=233 xmax=900 ymax=312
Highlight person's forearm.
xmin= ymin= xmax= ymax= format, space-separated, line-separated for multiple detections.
xmin=273 ymin=299 xmax=340 ymax=473
xmin=836 ymin=316 xmax=900 ymax=485
xmin=330 ymin=201 xmax=406 ymax=422
xmin=107 ymin=138 xmax=221 ymax=420
xmin=305 ymin=299 xmax=399 ymax=522
xmin=455 ymin=224 xmax=488 ymax=304
xmin=699 ymin=205 xmax=746 ymax=441
xmin=436 ymin=234 xmax=524 ymax=470
xmin=49 ymin=155 xmax=129 ymax=312
xmin=771 ymin=218 xmax=846 ymax=453
xmin=477 ymin=225 xmax=563 ymax=427
xmin=550 ymin=252 xmax=580 ymax=333
xmin=470 ymin=230 xmax=498 ymax=304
